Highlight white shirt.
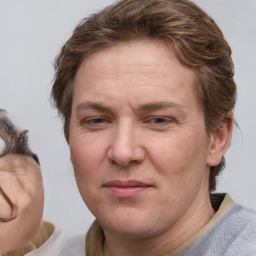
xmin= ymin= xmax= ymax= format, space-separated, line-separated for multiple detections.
xmin=26 ymin=229 xmax=85 ymax=256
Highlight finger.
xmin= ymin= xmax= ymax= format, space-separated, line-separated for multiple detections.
xmin=0 ymin=172 xmax=31 ymax=216
xmin=0 ymin=216 xmax=16 ymax=222
xmin=0 ymin=187 xmax=16 ymax=219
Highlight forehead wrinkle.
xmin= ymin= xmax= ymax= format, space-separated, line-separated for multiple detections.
xmin=75 ymin=99 xmax=189 ymax=115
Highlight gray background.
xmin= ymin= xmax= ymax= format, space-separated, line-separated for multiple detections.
xmin=0 ymin=0 xmax=255 ymax=235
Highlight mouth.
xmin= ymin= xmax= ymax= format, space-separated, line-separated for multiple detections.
xmin=103 ymin=180 xmax=152 ymax=198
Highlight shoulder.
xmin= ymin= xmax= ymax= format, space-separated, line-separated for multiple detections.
xmin=220 ymin=203 xmax=256 ymax=255
xmin=60 ymin=233 xmax=86 ymax=256
xmin=26 ymin=229 xmax=86 ymax=256
xmin=186 ymin=195 xmax=256 ymax=256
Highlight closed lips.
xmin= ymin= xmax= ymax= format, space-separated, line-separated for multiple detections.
xmin=104 ymin=180 xmax=151 ymax=188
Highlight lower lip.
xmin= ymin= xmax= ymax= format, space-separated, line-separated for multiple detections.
xmin=104 ymin=186 xmax=150 ymax=198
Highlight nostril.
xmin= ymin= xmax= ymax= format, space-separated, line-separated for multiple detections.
xmin=108 ymin=145 xmax=145 ymax=167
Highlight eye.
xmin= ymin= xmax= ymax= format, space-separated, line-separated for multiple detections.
xmin=149 ymin=117 xmax=169 ymax=124
xmin=144 ymin=116 xmax=175 ymax=130
xmin=148 ymin=117 xmax=174 ymax=125
xmin=81 ymin=117 xmax=110 ymax=130
xmin=88 ymin=118 xmax=106 ymax=124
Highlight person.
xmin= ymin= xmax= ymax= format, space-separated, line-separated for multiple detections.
xmin=3 ymin=0 xmax=256 ymax=255
xmin=51 ymin=0 xmax=256 ymax=254
xmin=0 ymin=110 xmax=53 ymax=255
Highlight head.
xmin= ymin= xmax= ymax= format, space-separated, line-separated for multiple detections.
xmin=52 ymin=0 xmax=236 ymax=193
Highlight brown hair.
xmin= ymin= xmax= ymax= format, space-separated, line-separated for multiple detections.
xmin=51 ymin=0 xmax=236 ymax=191
xmin=0 ymin=110 xmax=39 ymax=164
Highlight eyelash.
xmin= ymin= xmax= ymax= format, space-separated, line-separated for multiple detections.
xmin=82 ymin=117 xmax=109 ymax=126
xmin=146 ymin=117 xmax=174 ymax=124
xmin=80 ymin=116 xmax=175 ymax=130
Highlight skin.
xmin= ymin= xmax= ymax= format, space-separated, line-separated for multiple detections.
xmin=0 ymin=154 xmax=44 ymax=253
xmin=70 ymin=39 xmax=232 ymax=256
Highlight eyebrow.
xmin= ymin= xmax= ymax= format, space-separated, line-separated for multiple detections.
xmin=75 ymin=102 xmax=113 ymax=113
xmin=137 ymin=102 xmax=186 ymax=112
xmin=75 ymin=101 xmax=186 ymax=114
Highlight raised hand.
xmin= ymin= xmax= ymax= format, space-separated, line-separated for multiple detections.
xmin=0 ymin=111 xmax=44 ymax=254
xmin=0 ymin=154 xmax=44 ymax=254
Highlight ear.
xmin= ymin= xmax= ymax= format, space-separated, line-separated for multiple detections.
xmin=206 ymin=112 xmax=233 ymax=167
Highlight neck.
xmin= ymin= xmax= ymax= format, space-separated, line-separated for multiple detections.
xmin=103 ymin=192 xmax=215 ymax=256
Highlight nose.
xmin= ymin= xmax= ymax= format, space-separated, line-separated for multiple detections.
xmin=107 ymin=121 xmax=145 ymax=167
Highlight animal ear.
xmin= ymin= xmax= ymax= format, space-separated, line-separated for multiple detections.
xmin=206 ymin=113 xmax=233 ymax=167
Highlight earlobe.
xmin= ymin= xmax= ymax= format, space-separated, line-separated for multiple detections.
xmin=206 ymin=113 xmax=233 ymax=167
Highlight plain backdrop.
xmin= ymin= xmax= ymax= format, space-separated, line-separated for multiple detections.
xmin=0 ymin=0 xmax=255 ymax=235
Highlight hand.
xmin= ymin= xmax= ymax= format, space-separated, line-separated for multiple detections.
xmin=0 ymin=154 xmax=44 ymax=253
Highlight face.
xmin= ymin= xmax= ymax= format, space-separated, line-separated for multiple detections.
xmin=70 ymin=40 xmax=214 ymax=239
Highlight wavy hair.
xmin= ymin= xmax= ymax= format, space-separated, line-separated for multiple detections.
xmin=0 ymin=110 xmax=39 ymax=164
xmin=51 ymin=0 xmax=236 ymax=192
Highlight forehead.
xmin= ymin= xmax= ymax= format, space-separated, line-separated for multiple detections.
xmin=79 ymin=39 xmax=193 ymax=77
xmin=73 ymin=39 xmax=199 ymax=111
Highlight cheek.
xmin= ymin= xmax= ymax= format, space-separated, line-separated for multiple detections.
xmin=70 ymin=132 xmax=103 ymax=174
xmin=148 ymin=130 xmax=209 ymax=181
xmin=70 ymin=132 xmax=109 ymax=205
xmin=71 ymin=147 xmax=106 ymax=218
xmin=70 ymin=142 xmax=101 ymax=211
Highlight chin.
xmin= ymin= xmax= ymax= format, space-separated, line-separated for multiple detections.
xmin=97 ymin=209 xmax=166 ymax=239
xmin=104 ymin=221 xmax=166 ymax=240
